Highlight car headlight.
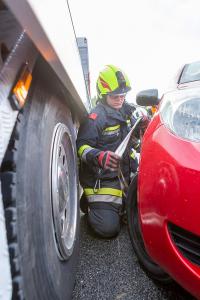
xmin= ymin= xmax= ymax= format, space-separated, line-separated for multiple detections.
xmin=160 ymin=88 xmax=200 ymax=142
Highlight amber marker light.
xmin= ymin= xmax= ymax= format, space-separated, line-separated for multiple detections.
xmin=11 ymin=64 xmax=32 ymax=109
xmin=151 ymin=105 xmax=157 ymax=115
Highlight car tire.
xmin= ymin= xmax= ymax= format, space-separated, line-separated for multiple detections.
xmin=1 ymin=61 xmax=79 ymax=299
xmin=127 ymin=174 xmax=172 ymax=284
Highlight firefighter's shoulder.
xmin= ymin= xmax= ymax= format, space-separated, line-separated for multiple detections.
xmin=88 ymin=106 xmax=101 ymax=120
xmin=87 ymin=104 xmax=105 ymax=121
xmin=88 ymin=112 xmax=98 ymax=120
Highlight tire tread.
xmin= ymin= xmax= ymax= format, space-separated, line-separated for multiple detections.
xmin=0 ymin=111 xmax=25 ymax=299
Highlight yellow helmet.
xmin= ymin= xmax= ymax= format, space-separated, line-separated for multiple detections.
xmin=96 ymin=65 xmax=131 ymax=99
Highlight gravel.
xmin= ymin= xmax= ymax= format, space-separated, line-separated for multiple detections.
xmin=72 ymin=215 xmax=195 ymax=300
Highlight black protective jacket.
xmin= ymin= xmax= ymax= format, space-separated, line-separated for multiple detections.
xmin=77 ymin=101 xmax=136 ymax=189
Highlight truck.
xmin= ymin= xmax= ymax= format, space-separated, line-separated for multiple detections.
xmin=0 ymin=1 xmax=91 ymax=299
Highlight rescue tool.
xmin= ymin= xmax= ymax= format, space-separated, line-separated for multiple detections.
xmin=93 ymin=117 xmax=142 ymax=195
xmin=115 ymin=117 xmax=142 ymax=195
xmin=115 ymin=117 xmax=142 ymax=158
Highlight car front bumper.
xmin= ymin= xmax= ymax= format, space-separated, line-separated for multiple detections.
xmin=138 ymin=119 xmax=200 ymax=298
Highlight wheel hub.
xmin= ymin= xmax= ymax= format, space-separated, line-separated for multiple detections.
xmin=50 ymin=123 xmax=77 ymax=260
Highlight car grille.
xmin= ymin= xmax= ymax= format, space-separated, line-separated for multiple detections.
xmin=168 ymin=222 xmax=200 ymax=267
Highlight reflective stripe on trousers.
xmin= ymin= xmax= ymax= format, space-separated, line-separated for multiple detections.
xmin=84 ymin=187 xmax=122 ymax=205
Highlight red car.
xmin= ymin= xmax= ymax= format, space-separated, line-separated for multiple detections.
xmin=127 ymin=60 xmax=200 ymax=299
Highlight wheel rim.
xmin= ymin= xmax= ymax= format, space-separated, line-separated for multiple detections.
xmin=50 ymin=123 xmax=77 ymax=260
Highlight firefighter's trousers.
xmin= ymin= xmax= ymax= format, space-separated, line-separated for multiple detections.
xmin=83 ymin=177 xmax=123 ymax=238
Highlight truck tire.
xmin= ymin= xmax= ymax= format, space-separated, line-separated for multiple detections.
xmin=1 ymin=63 xmax=79 ymax=299
xmin=127 ymin=174 xmax=172 ymax=284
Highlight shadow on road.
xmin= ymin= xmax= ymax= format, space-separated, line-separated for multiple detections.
xmin=72 ymin=214 xmax=195 ymax=300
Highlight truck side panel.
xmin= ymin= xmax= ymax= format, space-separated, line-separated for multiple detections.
xmin=0 ymin=23 xmax=38 ymax=167
xmin=4 ymin=0 xmax=90 ymax=112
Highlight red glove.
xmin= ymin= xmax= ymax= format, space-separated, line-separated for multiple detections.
xmin=98 ymin=151 xmax=120 ymax=171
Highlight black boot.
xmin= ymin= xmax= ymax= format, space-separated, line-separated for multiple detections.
xmin=80 ymin=193 xmax=88 ymax=214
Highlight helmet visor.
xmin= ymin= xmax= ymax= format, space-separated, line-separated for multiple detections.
xmin=107 ymin=85 xmax=131 ymax=96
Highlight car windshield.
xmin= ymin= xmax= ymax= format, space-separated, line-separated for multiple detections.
xmin=179 ymin=61 xmax=200 ymax=84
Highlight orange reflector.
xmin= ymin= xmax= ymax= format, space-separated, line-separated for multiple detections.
xmin=151 ymin=105 xmax=157 ymax=115
xmin=12 ymin=65 xmax=32 ymax=109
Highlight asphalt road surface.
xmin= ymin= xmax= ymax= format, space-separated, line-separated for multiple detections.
xmin=72 ymin=214 xmax=195 ymax=300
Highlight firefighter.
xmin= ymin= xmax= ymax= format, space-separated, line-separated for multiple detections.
xmin=77 ymin=65 xmax=138 ymax=238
